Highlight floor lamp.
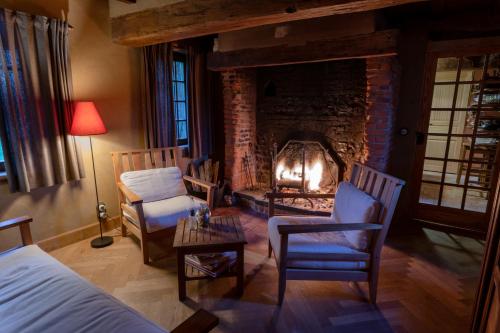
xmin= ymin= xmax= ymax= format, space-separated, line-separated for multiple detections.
xmin=70 ymin=101 xmax=113 ymax=248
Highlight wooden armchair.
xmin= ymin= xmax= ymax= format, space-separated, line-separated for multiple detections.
xmin=111 ymin=148 xmax=216 ymax=264
xmin=267 ymin=163 xmax=405 ymax=305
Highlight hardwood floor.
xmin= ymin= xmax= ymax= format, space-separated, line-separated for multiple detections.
xmin=49 ymin=207 xmax=484 ymax=333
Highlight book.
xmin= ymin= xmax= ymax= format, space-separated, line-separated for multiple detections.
xmin=185 ymin=252 xmax=237 ymax=278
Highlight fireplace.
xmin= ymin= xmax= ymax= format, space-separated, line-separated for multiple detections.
xmin=272 ymin=138 xmax=345 ymax=194
xmin=220 ymin=57 xmax=399 ymax=215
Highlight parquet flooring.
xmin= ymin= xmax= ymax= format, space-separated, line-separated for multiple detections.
xmin=49 ymin=207 xmax=484 ymax=333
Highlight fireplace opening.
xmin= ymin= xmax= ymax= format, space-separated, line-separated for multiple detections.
xmin=272 ymin=140 xmax=343 ymax=194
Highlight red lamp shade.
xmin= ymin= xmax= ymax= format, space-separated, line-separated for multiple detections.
xmin=70 ymin=101 xmax=107 ymax=136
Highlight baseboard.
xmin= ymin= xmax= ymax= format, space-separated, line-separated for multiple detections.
xmin=37 ymin=216 xmax=121 ymax=252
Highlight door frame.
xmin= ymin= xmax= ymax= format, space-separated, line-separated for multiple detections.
xmin=412 ymin=36 xmax=500 ymax=237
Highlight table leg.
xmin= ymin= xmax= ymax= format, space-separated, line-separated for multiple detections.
xmin=177 ymin=250 xmax=186 ymax=301
xmin=236 ymin=246 xmax=244 ymax=297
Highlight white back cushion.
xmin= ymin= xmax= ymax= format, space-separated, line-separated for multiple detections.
xmin=120 ymin=167 xmax=187 ymax=203
xmin=332 ymin=181 xmax=381 ymax=250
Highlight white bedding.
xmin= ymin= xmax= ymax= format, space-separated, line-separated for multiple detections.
xmin=0 ymin=245 xmax=167 ymax=333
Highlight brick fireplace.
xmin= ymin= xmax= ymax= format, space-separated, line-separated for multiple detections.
xmin=222 ymin=56 xmax=399 ymax=198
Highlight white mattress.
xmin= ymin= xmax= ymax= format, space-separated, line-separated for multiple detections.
xmin=0 ymin=245 xmax=167 ymax=333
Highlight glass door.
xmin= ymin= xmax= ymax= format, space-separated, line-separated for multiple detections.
xmin=415 ymin=53 xmax=500 ymax=235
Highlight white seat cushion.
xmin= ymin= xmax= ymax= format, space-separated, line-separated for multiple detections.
xmin=124 ymin=195 xmax=202 ymax=233
xmin=268 ymin=216 xmax=368 ymax=270
xmin=332 ymin=182 xmax=381 ymax=250
xmin=120 ymin=167 xmax=187 ymax=203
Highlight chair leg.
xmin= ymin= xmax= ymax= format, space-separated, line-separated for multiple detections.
xmin=121 ymin=221 xmax=127 ymax=237
xmin=278 ymin=268 xmax=286 ymax=305
xmin=268 ymin=240 xmax=272 ymax=258
xmin=141 ymin=238 xmax=150 ymax=265
xmin=368 ymin=273 xmax=378 ymax=304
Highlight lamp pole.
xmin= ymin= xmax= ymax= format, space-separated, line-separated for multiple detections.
xmin=89 ymin=136 xmax=113 ymax=248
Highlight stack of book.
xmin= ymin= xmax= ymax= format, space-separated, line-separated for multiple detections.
xmin=185 ymin=252 xmax=237 ymax=278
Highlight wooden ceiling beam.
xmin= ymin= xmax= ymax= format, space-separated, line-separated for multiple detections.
xmin=111 ymin=0 xmax=426 ymax=46
xmin=207 ymin=29 xmax=399 ymax=71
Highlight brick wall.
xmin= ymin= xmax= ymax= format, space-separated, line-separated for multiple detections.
xmin=221 ymin=69 xmax=257 ymax=191
xmin=254 ymin=60 xmax=367 ymax=186
xmin=364 ymin=56 xmax=400 ymax=172
xmin=221 ymin=58 xmax=399 ymax=191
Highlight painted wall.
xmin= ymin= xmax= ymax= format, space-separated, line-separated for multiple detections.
xmin=0 ymin=0 xmax=143 ymax=250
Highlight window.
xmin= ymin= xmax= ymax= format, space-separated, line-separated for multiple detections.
xmin=0 ymin=141 xmax=4 ymax=172
xmin=172 ymin=52 xmax=188 ymax=146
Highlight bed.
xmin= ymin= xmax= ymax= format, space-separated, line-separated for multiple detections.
xmin=0 ymin=216 xmax=218 ymax=333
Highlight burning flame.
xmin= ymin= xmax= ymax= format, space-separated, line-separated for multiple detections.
xmin=276 ymin=160 xmax=323 ymax=191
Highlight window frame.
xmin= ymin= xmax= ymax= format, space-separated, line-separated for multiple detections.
xmin=172 ymin=51 xmax=189 ymax=147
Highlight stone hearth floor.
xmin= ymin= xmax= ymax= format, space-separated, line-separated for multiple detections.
xmin=233 ymin=188 xmax=333 ymax=216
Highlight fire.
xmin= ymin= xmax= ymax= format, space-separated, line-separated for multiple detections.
xmin=276 ymin=160 xmax=323 ymax=191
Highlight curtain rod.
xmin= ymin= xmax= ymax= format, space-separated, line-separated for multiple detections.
xmin=5 ymin=8 xmax=74 ymax=30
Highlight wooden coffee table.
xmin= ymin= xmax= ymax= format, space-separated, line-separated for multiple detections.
xmin=173 ymin=215 xmax=247 ymax=301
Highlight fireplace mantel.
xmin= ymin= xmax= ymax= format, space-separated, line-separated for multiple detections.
xmin=208 ymin=29 xmax=399 ymax=71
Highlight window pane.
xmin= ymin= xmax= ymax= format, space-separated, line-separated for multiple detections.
xmin=435 ymin=58 xmax=458 ymax=82
xmin=432 ymin=84 xmax=455 ymax=108
xmin=174 ymin=61 xmax=184 ymax=81
xmin=464 ymin=189 xmax=488 ymax=213
xmin=425 ymin=135 xmax=447 ymax=158
xmin=419 ymin=182 xmax=440 ymax=205
xmin=422 ymin=159 xmax=443 ymax=182
xmin=441 ymin=185 xmax=463 ymax=209
xmin=177 ymin=121 xmax=187 ymax=140
xmin=174 ymin=82 xmax=185 ymax=101
xmin=428 ymin=110 xmax=451 ymax=134
xmin=0 ymin=142 xmax=4 ymax=162
xmin=173 ymin=80 xmax=178 ymax=100
xmin=462 ymin=55 xmax=485 ymax=81
xmin=455 ymin=84 xmax=472 ymax=108
xmin=175 ymin=102 xmax=186 ymax=121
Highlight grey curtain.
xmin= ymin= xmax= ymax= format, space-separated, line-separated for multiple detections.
xmin=186 ymin=40 xmax=214 ymax=158
xmin=142 ymin=43 xmax=176 ymax=148
xmin=0 ymin=9 xmax=84 ymax=193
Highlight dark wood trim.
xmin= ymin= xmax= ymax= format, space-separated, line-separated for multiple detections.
xmin=472 ymin=179 xmax=500 ymax=332
xmin=111 ymin=0 xmax=424 ymax=46
xmin=116 ymin=0 xmax=136 ymax=3
xmin=428 ymin=36 xmax=500 ymax=57
xmin=208 ymin=30 xmax=399 ymax=71
xmin=413 ymin=218 xmax=486 ymax=239
xmin=414 ymin=204 xmax=489 ymax=234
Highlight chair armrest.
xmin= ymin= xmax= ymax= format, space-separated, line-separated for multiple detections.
xmin=266 ymin=191 xmax=335 ymax=200
xmin=277 ymin=223 xmax=382 ymax=235
xmin=0 ymin=216 xmax=33 ymax=246
xmin=183 ymin=175 xmax=216 ymax=190
xmin=0 ymin=216 xmax=32 ymax=231
xmin=117 ymin=182 xmax=143 ymax=205
xmin=171 ymin=309 xmax=219 ymax=333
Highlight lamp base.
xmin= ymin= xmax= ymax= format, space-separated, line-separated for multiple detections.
xmin=91 ymin=236 xmax=114 ymax=248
